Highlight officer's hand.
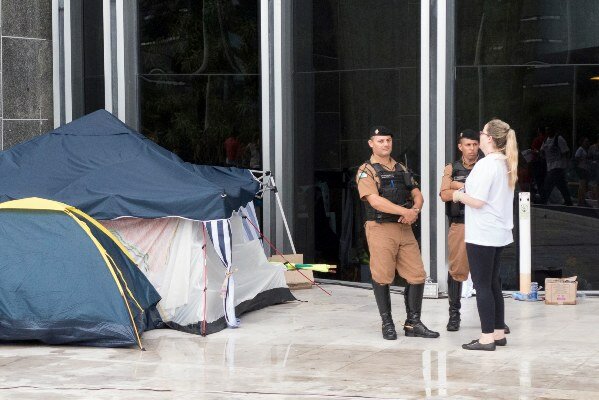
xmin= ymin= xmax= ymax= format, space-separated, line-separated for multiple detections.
xmin=450 ymin=181 xmax=465 ymax=190
xmin=401 ymin=209 xmax=418 ymax=224
xmin=399 ymin=217 xmax=414 ymax=225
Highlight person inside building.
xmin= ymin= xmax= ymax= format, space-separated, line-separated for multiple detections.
xmin=452 ymin=119 xmax=518 ymax=351
xmin=540 ymin=127 xmax=573 ymax=206
xmin=529 ymin=127 xmax=547 ymax=202
xmin=574 ymin=136 xmax=591 ymax=207
xmin=224 ymin=135 xmax=242 ymax=167
xmin=589 ymin=134 xmax=599 ymax=206
xmin=356 ymin=126 xmax=439 ymax=341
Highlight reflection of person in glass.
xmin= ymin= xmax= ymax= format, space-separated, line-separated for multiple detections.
xmin=452 ymin=119 xmax=517 ymax=351
xmin=439 ymin=129 xmax=480 ymax=332
xmin=356 ymin=126 xmax=439 ymax=341
xmin=574 ymin=137 xmax=591 ymax=207
xmin=589 ymin=134 xmax=599 ymax=205
xmin=243 ymin=136 xmax=261 ymax=169
xmin=224 ymin=135 xmax=242 ymax=167
xmin=540 ymin=127 xmax=573 ymax=206
xmin=529 ymin=127 xmax=547 ymax=202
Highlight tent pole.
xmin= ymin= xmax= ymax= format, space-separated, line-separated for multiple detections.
xmin=268 ymin=173 xmax=296 ymax=254
xmin=249 ymin=170 xmax=297 ymax=254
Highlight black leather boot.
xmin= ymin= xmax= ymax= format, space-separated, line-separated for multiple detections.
xmin=446 ymin=274 xmax=463 ymax=331
xmin=372 ymin=281 xmax=397 ymax=340
xmin=403 ymin=283 xmax=440 ymax=338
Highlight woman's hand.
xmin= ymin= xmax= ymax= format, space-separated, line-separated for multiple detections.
xmin=452 ymin=189 xmax=464 ymax=203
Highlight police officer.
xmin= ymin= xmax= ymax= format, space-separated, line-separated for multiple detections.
xmin=357 ymin=126 xmax=439 ymax=340
xmin=439 ymin=129 xmax=480 ymax=331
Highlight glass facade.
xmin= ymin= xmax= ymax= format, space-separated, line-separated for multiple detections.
xmin=137 ymin=0 xmax=261 ymax=167
xmin=292 ymin=1 xmax=421 ymax=282
xmin=81 ymin=0 xmax=105 ymax=115
xmin=455 ymin=0 xmax=599 ymax=289
xmin=50 ymin=0 xmax=599 ymax=290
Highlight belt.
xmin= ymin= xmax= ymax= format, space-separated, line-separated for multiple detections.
xmin=449 ymin=217 xmax=464 ymax=224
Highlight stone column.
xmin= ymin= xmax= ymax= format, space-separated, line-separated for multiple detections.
xmin=0 ymin=0 xmax=53 ymax=150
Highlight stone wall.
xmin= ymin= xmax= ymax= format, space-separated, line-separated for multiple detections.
xmin=0 ymin=0 xmax=53 ymax=150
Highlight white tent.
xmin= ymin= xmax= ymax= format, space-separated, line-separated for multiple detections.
xmin=102 ymin=204 xmax=295 ymax=335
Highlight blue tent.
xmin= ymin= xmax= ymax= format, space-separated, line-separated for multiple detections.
xmin=0 ymin=110 xmax=259 ymax=220
xmin=0 ymin=111 xmax=294 ymax=338
xmin=0 ymin=198 xmax=162 ymax=348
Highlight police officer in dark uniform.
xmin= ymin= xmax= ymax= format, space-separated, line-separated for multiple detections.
xmin=357 ymin=126 xmax=439 ymax=340
xmin=439 ymin=129 xmax=480 ymax=331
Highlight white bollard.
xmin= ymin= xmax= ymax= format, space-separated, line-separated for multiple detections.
xmin=519 ymin=192 xmax=532 ymax=293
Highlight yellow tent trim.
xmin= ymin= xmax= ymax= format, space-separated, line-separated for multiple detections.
xmin=0 ymin=197 xmax=137 ymax=264
xmin=68 ymin=207 xmax=137 ymax=264
xmin=0 ymin=197 xmax=71 ymax=211
xmin=63 ymin=209 xmax=144 ymax=350
xmin=105 ymin=252 xmax=143 ymax=312
xmin=0 ymin=197 xmax=144 ymax=350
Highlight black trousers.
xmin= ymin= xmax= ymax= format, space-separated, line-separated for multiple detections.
xmin=541 ymin=168 xmax=573 ymax=206
xmin=466 ymin=243 xmax=505 ymax=334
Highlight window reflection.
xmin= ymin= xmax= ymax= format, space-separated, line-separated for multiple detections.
xmin=456 ymin=1 xmax=599 ymax=289
xmin=138 ymin=0 xmax=260 ymax=167
xmin=139 ymin=74 xmax=260 ymax=166
xmin=293 ymin=1 xmax=421 ymax=281
xmin=139 ymin=0 xmax=259 ymax=75
xmin=82 ymin=0 xmax=105 ymax=114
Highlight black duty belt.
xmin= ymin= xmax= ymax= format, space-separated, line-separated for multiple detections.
xmin=449 ymin=217 xmax=464 ymax=224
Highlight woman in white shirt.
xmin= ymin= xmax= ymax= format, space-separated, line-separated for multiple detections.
xmin=452 ymin=119 xmax=518 ymax=351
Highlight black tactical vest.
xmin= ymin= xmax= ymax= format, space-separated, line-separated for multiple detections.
xmin=445 ymin=160 xmax=472 ymax=223
xmin=364 ymin=161 xmax=414 ymax=223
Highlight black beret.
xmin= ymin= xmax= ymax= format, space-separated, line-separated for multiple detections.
xmin=370 ymin=126 xmax=393 ymax=138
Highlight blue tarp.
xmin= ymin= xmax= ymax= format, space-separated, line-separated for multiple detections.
xmin=0 ymin=110 xmax=260 ymax=220
xmin=0 ymin=208 xmax=162 ymax=347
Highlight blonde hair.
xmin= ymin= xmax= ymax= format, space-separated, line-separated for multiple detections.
xmin=486 ymin=119 xmax=519 ymax=189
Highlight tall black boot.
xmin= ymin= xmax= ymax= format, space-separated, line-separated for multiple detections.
xmin=446 ymin=274 xmax=463 ymax=331
xmin=372 ymin=281 xmax=397 ymax=340
xmin=403 ymin=283 xmax=440 ymax=338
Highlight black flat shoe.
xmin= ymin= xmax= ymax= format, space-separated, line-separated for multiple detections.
xmin=494 ymin=337 xmax=507 ymax=346
xmin=504 ymin=324 xmax=510 ymax=334
xmin=462 ymin=339 xmax=496 ymax=351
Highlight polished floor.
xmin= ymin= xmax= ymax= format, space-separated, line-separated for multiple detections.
xmin=1 ymin=284 xmax=598 ymax=399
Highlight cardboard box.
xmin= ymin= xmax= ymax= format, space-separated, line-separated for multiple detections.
xmin=545 ymin=276 xmax=578 ymax=305
xmin=268 ymin=254 xmax=313 ymax=290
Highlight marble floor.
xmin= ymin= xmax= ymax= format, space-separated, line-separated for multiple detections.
xmin=1 ymin=285 xmax=598 ymax=399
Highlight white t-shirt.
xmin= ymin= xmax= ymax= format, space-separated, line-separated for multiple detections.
xmin=464 ymin=153 xmax=514 ymax=247
xmin=541 ymin=136 xmax=569 ymax=170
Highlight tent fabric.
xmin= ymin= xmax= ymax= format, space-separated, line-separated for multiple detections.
xmin=0 ymin=109 xmax=259 ymax=221
xmin=0 ymin=198 xmax=162 ymax=348
xmin=239 ymin=201 xmax=261 ymax=242
xmin=101 ymin=211 xmax=295 ymax=335
xmin=0 ymin=111 xmax=292 ymax=336
xmin=204 ymin=219 xmax=239 ymax=327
